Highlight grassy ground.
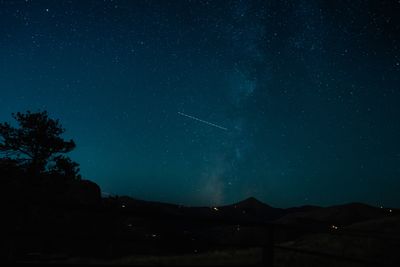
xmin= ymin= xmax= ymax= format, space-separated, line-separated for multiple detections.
xmin=17 ymin=240 xmax=397 ymax=266
xmin=20 ymin=248 xmax=264 ymax=266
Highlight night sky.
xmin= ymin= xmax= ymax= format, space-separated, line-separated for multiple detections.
xmin=1 ymin=0 xmax=400 ymax=208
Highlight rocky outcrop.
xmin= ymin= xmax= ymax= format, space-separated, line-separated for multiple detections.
xmin=65 ymin=179 xmax=101 ymax=207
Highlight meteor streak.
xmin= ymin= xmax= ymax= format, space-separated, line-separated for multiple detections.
xmin=178 ymin=112 xmax=228 ymax=131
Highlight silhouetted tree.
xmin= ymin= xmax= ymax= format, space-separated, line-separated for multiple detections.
xmin=49 ymin=155 xmax=82 ymax=180
xmin=0 ymin=111 xmax=78 ymax=179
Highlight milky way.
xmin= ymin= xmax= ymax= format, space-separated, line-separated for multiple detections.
xmin=0 ymin=0 xmax=399 ymax=207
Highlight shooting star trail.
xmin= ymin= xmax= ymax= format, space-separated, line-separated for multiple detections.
xmin=178 ymin=112 xmax=228 ymax=131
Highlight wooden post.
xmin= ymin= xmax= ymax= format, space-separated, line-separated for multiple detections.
xmin=262 ymin=224 xmax=274 ymax=266
xmin=7 ymin=236 xmax=16 ymax=263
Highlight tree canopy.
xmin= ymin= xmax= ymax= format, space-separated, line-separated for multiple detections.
xmin=0 ymin=111 xmax=80 ymax=179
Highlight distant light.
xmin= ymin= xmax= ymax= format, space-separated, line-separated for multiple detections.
xmin=389 ymin=209 xmax=393 ymax=213
xmin=213 ymin=207 xmax=219 ymax=211
xmin=236 ymin=225 xmax=241 ymax=231
xmin=127 ymin=224 xmax=132 ymax=227
xmin=331 ymin=225 xmax=338 ymax=230
xmin=121 ymin=204 xmax=126 ymax=208
xmin=151 ymin=234 xmax=157 ymax=238
xmin=380 ymin=206 xmax=384 ymax=209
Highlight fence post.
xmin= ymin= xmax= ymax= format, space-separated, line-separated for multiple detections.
xmin=7 ymin=236 xmax=16 ymax=263
xmin=262 ymin=224 xmax=274 ymax=267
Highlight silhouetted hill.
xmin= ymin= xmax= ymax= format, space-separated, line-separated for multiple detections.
xmin=214 ymin=197 xmax=285 ymax=223
xmin=105 ymin=196 xmax=290 ymax=224
xmin=232 ymin=196 xmax=271 ymax=208
xmin=276 ymin=215 xmax=400 ymax=267
xmin=105 ymin=196 xmax=398 ymax=228
xmin=345 ymin=214 xmax=400 ymax=234
xmin=4 ymin=187 xmax=399 ymax=265
xmin=104 ymin=195 xmax=184 ymax=219
xmin=275 ymin=202 xmax=396 ymax=231
xmin=285 ymin=205 xmax=321 ymax=214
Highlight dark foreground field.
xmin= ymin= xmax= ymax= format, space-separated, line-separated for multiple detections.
xmin=2 ymin=179 xmax=400 ymax=266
